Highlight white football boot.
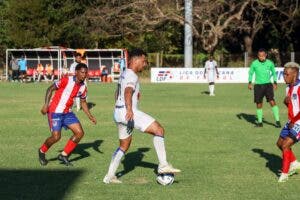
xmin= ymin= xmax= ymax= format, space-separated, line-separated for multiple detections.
xmin=103 ymin=174 xmax=122 ymax=184
xmin=158 ymin=163 xmax=181 ymax=174
xmin=278 ymin=173 xmax=289 ymax=183
xmin=289 ymin=160 xmax=300 ymax=176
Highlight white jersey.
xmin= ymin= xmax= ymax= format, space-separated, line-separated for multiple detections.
xmin=69 ymin=61 xmax=79 ymax=74
xmin=204 ymin=60 xmax=218 ymax=82
xmin=115 ymin=69 xmax=140 ymax=109
xmin=114 ymin=68 xmax=155 ymax=139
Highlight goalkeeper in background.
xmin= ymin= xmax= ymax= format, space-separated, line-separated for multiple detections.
xmin=248 ymin=48 xmax=281 ymax=128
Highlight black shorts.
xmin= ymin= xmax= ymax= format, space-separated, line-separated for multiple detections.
xmin=19 ymin=70 xmax=26 ymax=75
xmin=254 ymin=83 xmax=274 ymax=103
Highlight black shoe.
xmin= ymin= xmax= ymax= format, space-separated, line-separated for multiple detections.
xmin=275 ymin=121 xmax=282 ymax=128
xmin=255 ymin=123 xmax=263 ymax=127
xmin=38 ymin=149 xmax=48 ymax=166
xmin=58 ymin=154 xmax=73 ymax=166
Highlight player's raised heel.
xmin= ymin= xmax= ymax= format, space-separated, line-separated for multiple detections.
xmin=103 ymin=174 xmax=122 ymax=184
xmin=278 ymin=173 xmax=289 ymax=182
xmin=58 ymin=154 xmax=73 ymax=166
xmin=38 ymin=149 xmax=48 ymax=166
xmin=158 ymin=163 xmax=181 ymax=174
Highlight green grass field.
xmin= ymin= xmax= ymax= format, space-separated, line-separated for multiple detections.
xmin=0 ymin=82 xmax=299 ymax=200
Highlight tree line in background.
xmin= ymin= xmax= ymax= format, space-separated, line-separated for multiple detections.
xmin=0 ymin=0 xmax=299 ymax=67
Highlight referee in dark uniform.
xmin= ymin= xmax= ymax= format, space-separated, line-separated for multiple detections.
xmin=248 ymin=48 xmax=281 ymax=128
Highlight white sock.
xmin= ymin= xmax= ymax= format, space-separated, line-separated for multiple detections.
xmin=153 ymin=136 xmax=168 ymax=166
xmin=107 ymin=148 xmax=124 ymax=177
xmin=290 ymin=160 xmax=299 ymax=166
xmin=209 ymin=85 xmax=213 ymax=95
xmin=211 ymin=85 xmax=215 ymax=94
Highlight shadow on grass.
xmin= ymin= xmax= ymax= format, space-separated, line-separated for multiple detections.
xmin=237 ymin=113 xmax=277 ymax=127
xmin=48 ymin=140 xmax=103 ymax=164
xmin=0 ymin=169 xmax=83 ymax=200
xmin=117 ymin=147 xmax=157 ymax=178
xmin=252 ymin=148 xmax=281 ymax=176
xmin=201 ymin=91 xmax=210 ymax=95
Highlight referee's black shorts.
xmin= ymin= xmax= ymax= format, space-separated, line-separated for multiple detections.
xmin=254 ymin=83 xmax=274 ymax=103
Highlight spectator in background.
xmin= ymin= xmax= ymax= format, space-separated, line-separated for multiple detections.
xmin=10 ymin=58 xmax=19 ymax=82
xmin=44 ymin=64 xmax=54 ymax=82
xmin=35 ymin=63 xmax=44 ymax=82
xmin=100 ymin=65 xmax=108 ymax=82
xmin=18 ymin=56 xmax=27 ymax=83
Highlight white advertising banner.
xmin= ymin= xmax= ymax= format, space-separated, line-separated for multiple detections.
xmin=151 ymin=68 xmax=285 ymax=83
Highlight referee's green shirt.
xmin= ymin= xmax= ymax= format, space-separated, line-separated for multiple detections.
xmin=248 ymin=59 xmax=277 ymax=84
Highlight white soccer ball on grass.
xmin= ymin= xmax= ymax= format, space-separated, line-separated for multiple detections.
xmin=156 ymin=173 xmax=175 ymax=186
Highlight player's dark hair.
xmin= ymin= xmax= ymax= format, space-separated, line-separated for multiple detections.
xmin=74 ymin=52 xmax=82 ymax=57
xmin=258 ymin=48 xmax=267 ymax=53
xmin=75 ymin=63 xmax=88 ymax=71
xmin=128 ymin=48 xmax=147 ymax=60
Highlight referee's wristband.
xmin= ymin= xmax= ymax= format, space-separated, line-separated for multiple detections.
xmin=248 ymin=82 xmax=252 ymax=84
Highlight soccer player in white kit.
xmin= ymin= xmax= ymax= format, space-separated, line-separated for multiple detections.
xmin=204 ymin=55 xmax=219 ymax=96
xmin=103 ymin=49 xmax=181 ymax=184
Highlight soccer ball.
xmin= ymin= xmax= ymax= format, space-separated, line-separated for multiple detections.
xmin=156 ymin=173 xmax=175 ymax=186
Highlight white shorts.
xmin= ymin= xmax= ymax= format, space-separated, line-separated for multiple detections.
xmin=113 ymin=107 xmax=155 ymax=139
xmin=207 ymin=74 xmax=215 ymax=83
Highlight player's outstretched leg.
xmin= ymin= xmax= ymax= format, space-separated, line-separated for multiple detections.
xmin=58 ymin=124 xmax=85 ymax=166
xmin=278 ymin=138 xmax=295 ymax=182
xmin=145 ymin=121 xmax=181 ymax=174
xmin=58 ymin=139 xmax=78 ymax=166
xmin=38 ymin=131 xmax=61 ymax=166
xmin=103 ymin=147 xmax=125 ymax=184
xmin=38 ymin=148 xmax=48 ymax=166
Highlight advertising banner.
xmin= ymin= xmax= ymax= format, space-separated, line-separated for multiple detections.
xmin=151 ymin=68 xmax=285 ymax=83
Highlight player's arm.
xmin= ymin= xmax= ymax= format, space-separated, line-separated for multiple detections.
xmin=215 ymin=63 xmax=219 ymax=78
xmin=124 ymin=87 xmax=134 ymax=121
xmin=81 ymin=99 xmax=97 ymax=124
xmin=248 ymin=63 xmax=255 ymax=90
xmin=41 ymin=84 xmax=56 ymax=115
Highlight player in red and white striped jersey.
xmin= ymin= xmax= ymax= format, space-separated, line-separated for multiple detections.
xmin=277 ymin=62 xmax=300 ymax=182
xmin=38 ymin=63 xmax=96 ymax=166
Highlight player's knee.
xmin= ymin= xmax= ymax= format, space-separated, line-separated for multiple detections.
xmin=155 ymin=126 xmax=164 ymax=137
xmin=119 ymin=137 xmax=131 ymax=152
xmin=75 ymin=131 xmax=85 ymax=141
xmin=53 ymin=134 xmax=61 ymax=142
xmin=281 ymin=143 xmax=291 ymax=150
